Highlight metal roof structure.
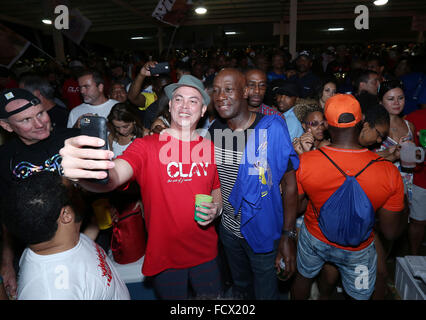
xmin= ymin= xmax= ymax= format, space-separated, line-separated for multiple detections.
xmin=0 ymin=0 xmax=425 ymax=51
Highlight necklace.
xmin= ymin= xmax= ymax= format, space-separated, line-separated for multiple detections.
xmin=236 ymin=112 xmax=255 ymax=131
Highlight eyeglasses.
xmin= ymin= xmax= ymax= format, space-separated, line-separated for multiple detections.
xmin=375 ymin=127 xmax=386 ymax=140
xmin=305 ymin=120 xmax=326 ymax=127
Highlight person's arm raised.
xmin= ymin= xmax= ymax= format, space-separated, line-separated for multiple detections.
xmin=128 ymin=61 xmax=158 ymax=107
xmin=59 ymin=135 xmax=133 ymax=193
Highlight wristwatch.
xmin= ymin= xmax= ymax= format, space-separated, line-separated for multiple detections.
xmin=282 ymin=229 xmax=297 ymax=240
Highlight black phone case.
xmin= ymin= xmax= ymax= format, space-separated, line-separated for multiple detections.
xmin=149 ymin=62 xmax=170 ymax=75
xmin=79 ymin=116 xmax=110 ymax=184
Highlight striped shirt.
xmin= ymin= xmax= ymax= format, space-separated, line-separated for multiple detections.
xmin=208 ymin=114 xmax=264 ymax=238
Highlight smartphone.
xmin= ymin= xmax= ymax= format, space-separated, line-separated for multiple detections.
xmin=149 ymin=62 xmax=170 ymax=75
xmin=79 ymin=116 xmax=109 ymax=184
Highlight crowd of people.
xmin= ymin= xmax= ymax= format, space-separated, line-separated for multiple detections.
xmin=0 ymin=41 xmax=425 ymax=300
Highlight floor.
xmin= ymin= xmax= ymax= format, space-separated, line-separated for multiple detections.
xmin=126 ymin=228 xmax=426 ymax=300
xmin=278 ymin=228 xmax=426 ymax=301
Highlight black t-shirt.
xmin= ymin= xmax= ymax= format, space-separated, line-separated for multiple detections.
xmin=47 ymin=104 xmax=69 ymax=129
xmin=0 ymin=127 xmax=80 ymax=195
xmin=143 ymin=100 xmax=160 ymax=129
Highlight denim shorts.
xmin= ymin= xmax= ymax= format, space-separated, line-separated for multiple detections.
xmin=409 ymin=184 xmax=426 ymax=221
xmin=297 ymin=222 xmax=377 ymax=300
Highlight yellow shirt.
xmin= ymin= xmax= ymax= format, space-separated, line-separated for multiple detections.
xmin=138 ymin=92 xmax=157 ymax=111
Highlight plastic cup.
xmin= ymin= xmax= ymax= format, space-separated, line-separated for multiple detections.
xmin=92 ymin=198 xmax=113 ymax=230
xmin=420 ymin=129 xmax=426 ymax=148
xmin=400 ymin=142 xmax=425 ymax=169
xmin=194 ymin=194 xmax=213 ymax=222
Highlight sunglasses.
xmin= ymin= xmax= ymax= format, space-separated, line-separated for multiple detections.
xmin=305 ymin=120 xmax=326 ymax=127
xmin=375 ymin=127 xmax=387 ymax=140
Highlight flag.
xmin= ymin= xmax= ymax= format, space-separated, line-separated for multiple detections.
xmin=152 ymin=0 xmax=193 ymax=27
xmin=411 ymin=15 xmax=426 ymax=32
xmin=62 ymin=8 xmax=92 ymax=45
xmin=0 ymin=24 xmax=31 ymax=69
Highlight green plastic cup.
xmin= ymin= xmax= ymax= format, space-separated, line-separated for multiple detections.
xmin=420 ymin=129 xmax=426 ymax=148
xmin=194 ymin=194 xmax=213 ymax=222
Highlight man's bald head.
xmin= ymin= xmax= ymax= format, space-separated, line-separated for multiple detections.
xmin=213 ymin=68 xmax=249 ymax=120
xmin=216 ymin=68 xmax=247 ymax=86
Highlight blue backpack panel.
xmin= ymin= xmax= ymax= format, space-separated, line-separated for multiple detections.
xmin=313 ymin=149 xmax=386 ymax=247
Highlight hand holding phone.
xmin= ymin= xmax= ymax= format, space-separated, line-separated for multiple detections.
xmin=79 ymin=116 xmax=110 ymax=184
xmin=149 ymin=62 xmax=170 ymax=75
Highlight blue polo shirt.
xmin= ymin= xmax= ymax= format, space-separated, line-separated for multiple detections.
xmin=283 ymin=107 xmax=304 ymax=141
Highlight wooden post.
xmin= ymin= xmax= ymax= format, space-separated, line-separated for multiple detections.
xmin=158 ymin=26 xmax=164 ymax=56
xmin=52 ymin=29 xmax=66 ymax=63
xmin=45 ymin=0 xmax=66 ymax=63
xmin=289 ymin=0 xmax=297 ymax=59
xmin=417 ymin=31 xmax=424 ymax=43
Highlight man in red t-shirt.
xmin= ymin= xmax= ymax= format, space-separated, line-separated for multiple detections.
xmin=404 ymin=108 xmax=426 ymax=255
xmin=62 ymin=61 xmax=84 ymax=110
xmin=292 ymin=94 xmax=406 ymax=300
xmin=59 ymin=69 xmax=224 ymax=299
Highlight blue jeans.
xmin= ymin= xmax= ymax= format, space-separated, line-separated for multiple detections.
xmin=219 ymin=222 xmax=279 ymax=300
xmin=297 ymin=222 xmax=377 ymax=300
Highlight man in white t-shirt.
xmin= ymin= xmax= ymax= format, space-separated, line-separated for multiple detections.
xmin=2 ymin=172 xmax=130 ymax=300
xmin=67 ymin=69 xmax=118 ymax=128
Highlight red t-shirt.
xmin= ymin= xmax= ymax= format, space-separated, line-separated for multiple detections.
xmin=118 ymin=133 xmax=220 ymax=276
xmin=296 ymin=146 xmax=405 ymax=251
xmin=404 ymin=109 xmax=426 ymax=189
xmin=62 ymin=78 xmax=82 ymax=110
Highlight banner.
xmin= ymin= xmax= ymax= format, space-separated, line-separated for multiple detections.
xmin=0 ymin=24 xmax=31 ymax=69
xmin=62 ymin=8 xmax=92 ymax=45
xmin=411 ymin=15 xmax=426 ymax=32
xmin=152 ymin=0 xmax=193 ymax=27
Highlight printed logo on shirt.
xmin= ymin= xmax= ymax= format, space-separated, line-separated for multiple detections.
xmin=158 ymin=133 xmax=213 ymax=166
xmin=166 ymin=161 xmax=209 ymax=183
xmin=67 ymin=86 xmax=80 ymax=93
xmin=95 ymin=243 xmax=112 ymax=287
xmin=12 ymin=154 xmax=63 ymax=179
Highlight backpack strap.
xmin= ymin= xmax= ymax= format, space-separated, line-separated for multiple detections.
xmin=317 ymin=148 xmax=347 ymax=177
xmin=312 ymin=149 xmax=386 ymax=219
xmin=318 ymin=148 xmax=387 ymax=178
xmin=354 ymin=156 xmax=387 ymax=178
